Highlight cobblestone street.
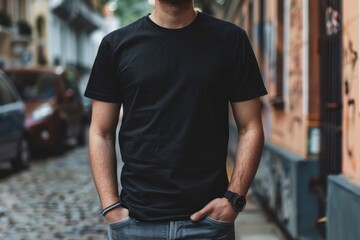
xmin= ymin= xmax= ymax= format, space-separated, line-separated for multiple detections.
xmin=0 ymin=131 xmax=285 ymax=240
xmin=0 ymin=146 xmax=107 ymax=240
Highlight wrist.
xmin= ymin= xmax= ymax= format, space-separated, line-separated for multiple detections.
xmin=101 ymin=200 xmax=122 ymax=217
xmin=227 ymin=186 xmax=247 ymax=196
xmin=104 ymin=206 xmax=129 ymax=223
xmin=101 ymin=195 xmax=120 ymax=209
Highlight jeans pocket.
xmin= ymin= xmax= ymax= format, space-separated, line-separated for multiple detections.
xmin=108 ymin=217 xmax=132 ymax=229
xmin=205 ymin=216 xmax=234 ymax=226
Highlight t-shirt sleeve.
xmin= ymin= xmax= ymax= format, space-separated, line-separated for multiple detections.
xmin=84 ymin=37 xmax=122 ymax=103
xmin=228 ymin=30 xmax=267 ymax=102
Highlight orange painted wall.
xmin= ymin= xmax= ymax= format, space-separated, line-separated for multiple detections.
xmin=232 ymin=0 xmax=312 ymax=158
xmin=342 ymin=0 xmax=360 ymax=181
xmin=267 ymin=0 xmax=308 ymax=157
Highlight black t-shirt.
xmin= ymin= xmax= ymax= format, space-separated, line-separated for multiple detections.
xmin=85 ymin=12 xmax=267 ymax=221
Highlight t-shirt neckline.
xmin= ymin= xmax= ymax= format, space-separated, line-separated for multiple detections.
xmin=145 ymin=11 xmax=201 ymax=33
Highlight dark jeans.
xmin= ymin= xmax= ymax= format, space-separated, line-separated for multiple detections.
xmin=107 ymin=216 xmax=235 ymax=240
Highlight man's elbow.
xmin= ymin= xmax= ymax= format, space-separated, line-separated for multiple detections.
xmin=89 ymin=124 xmax=117 ymax=142
xmin=238 ymin=121 xmax=264 ymax=137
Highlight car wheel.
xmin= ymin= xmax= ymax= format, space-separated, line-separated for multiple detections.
xmin=11 ymin=138 xmax=31 ymax=170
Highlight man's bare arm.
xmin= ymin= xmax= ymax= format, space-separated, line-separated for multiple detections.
xmin=228 ymin=97 xmax=264 ymax=196
xmin=191 ymin=98 xmax=264 ymax=222
xmin=89 ymin=100 xmax=125 ymax=220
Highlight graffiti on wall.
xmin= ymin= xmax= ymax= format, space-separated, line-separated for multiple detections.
xmin=343 ymin=32 xmax=358 ymax=165
xmin=288 ymin=0 xmax=303 ymax=133
xmin=253 ymin=150 xmax=293 ymax=226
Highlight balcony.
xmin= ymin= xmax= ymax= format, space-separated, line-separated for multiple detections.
xmin=52 ymin=0 xmax=104 ymax=33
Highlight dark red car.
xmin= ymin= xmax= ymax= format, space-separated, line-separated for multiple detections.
xmin=6 ymin=67 xmax=86 ymax=154
xmin=0 ymin=70 xmax=31 ymax=170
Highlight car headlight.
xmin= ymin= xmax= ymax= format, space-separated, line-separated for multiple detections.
xmin=32 ymin=103 xmax=54 ymax=121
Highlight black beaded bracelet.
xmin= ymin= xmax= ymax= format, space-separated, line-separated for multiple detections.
xmin=101 ymin=201 xmax=122 ymax=217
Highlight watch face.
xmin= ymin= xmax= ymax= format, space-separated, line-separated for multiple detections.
xmin=234 ymin=196 xmax=246 ymax=212
xmin=224 ymin=190 xmax=247 ymax=212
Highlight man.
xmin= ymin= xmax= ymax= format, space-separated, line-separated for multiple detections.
xmin=85 ymin=0 xmax=267 ymax=239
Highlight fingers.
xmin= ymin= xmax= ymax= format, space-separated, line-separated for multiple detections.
xmin=190 ymin=200 xmax=216 ymax=221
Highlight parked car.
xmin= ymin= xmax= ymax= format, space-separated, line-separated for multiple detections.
xmin=0 ymin=70 xmax=31 ymax=170
xmin=5 ymin=67 xmax=87 ymax=154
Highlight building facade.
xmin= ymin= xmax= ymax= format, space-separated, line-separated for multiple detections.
xmin=37 ymin=0 xmax=106 ymax=72
xmin=0 ymin=0 xmax=32 ymax=67
xmin=215 ymin=0 xmax=360 ymax=239
xmin=327 ymin=1 xmax=360 ymax=239
xmin=0 ymin=0 xmax=106 ymax=73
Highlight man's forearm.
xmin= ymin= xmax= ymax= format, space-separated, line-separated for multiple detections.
xmin=89 ymin=128 xmax=119 ymax=209
xmin=228 ymin=127 xmax=264 ymax=196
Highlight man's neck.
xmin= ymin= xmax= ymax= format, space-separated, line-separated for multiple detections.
xmin=150 ymin=0 xmax=196 ymax=29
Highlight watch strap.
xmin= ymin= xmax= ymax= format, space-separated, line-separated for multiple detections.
xmin=224 ymin=190 xmax=238 ymax=203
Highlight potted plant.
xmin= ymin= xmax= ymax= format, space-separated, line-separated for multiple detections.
xmin=0 ymin=10 xmax=12 ymax=28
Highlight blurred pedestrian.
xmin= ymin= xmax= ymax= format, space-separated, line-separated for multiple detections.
xmin=85 ymin=0 xmax=267 ymax=239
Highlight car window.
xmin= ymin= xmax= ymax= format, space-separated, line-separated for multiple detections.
xmin=8 ymin=72 xmax=56 ymax=102
xmin=0 ymin=74 xmax=18 ymax=106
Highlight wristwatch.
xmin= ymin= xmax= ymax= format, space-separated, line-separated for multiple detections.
xmin=224 ymin=190 xmax=246 ymax=212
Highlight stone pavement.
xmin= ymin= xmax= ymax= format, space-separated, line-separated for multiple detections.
xmin=234 ymin=194 xmax=287 ymax=240
xmin=0 ymin=144 xmax=287 ymax=240
xmin=0 ymin=146 xmax=108 ymax=240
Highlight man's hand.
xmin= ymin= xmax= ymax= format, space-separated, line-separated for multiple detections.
xmin=190 ymin=198 xmax=238 ymax=222
xmin=105 ymin=207 xmax=130 ymax=223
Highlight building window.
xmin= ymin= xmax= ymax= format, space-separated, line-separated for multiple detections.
xmin=271 ymin=0 xmax=285 ymax=109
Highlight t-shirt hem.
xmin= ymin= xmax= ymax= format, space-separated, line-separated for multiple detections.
xmin=84 ymin=91 xmax=121 ymax=103
xmin=129 ymin=212 xmax=192 ymax=222
xmin=119 ymin=199 xmax=195 ymax=222
xmin=229 ymin=87 xmax=268 ymax=102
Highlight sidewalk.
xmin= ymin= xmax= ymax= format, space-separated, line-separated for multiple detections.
xmin=227 ymin=159 xmax=287 ymax=240
xmin=234 ymin=193 xmax=287 ymax=240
